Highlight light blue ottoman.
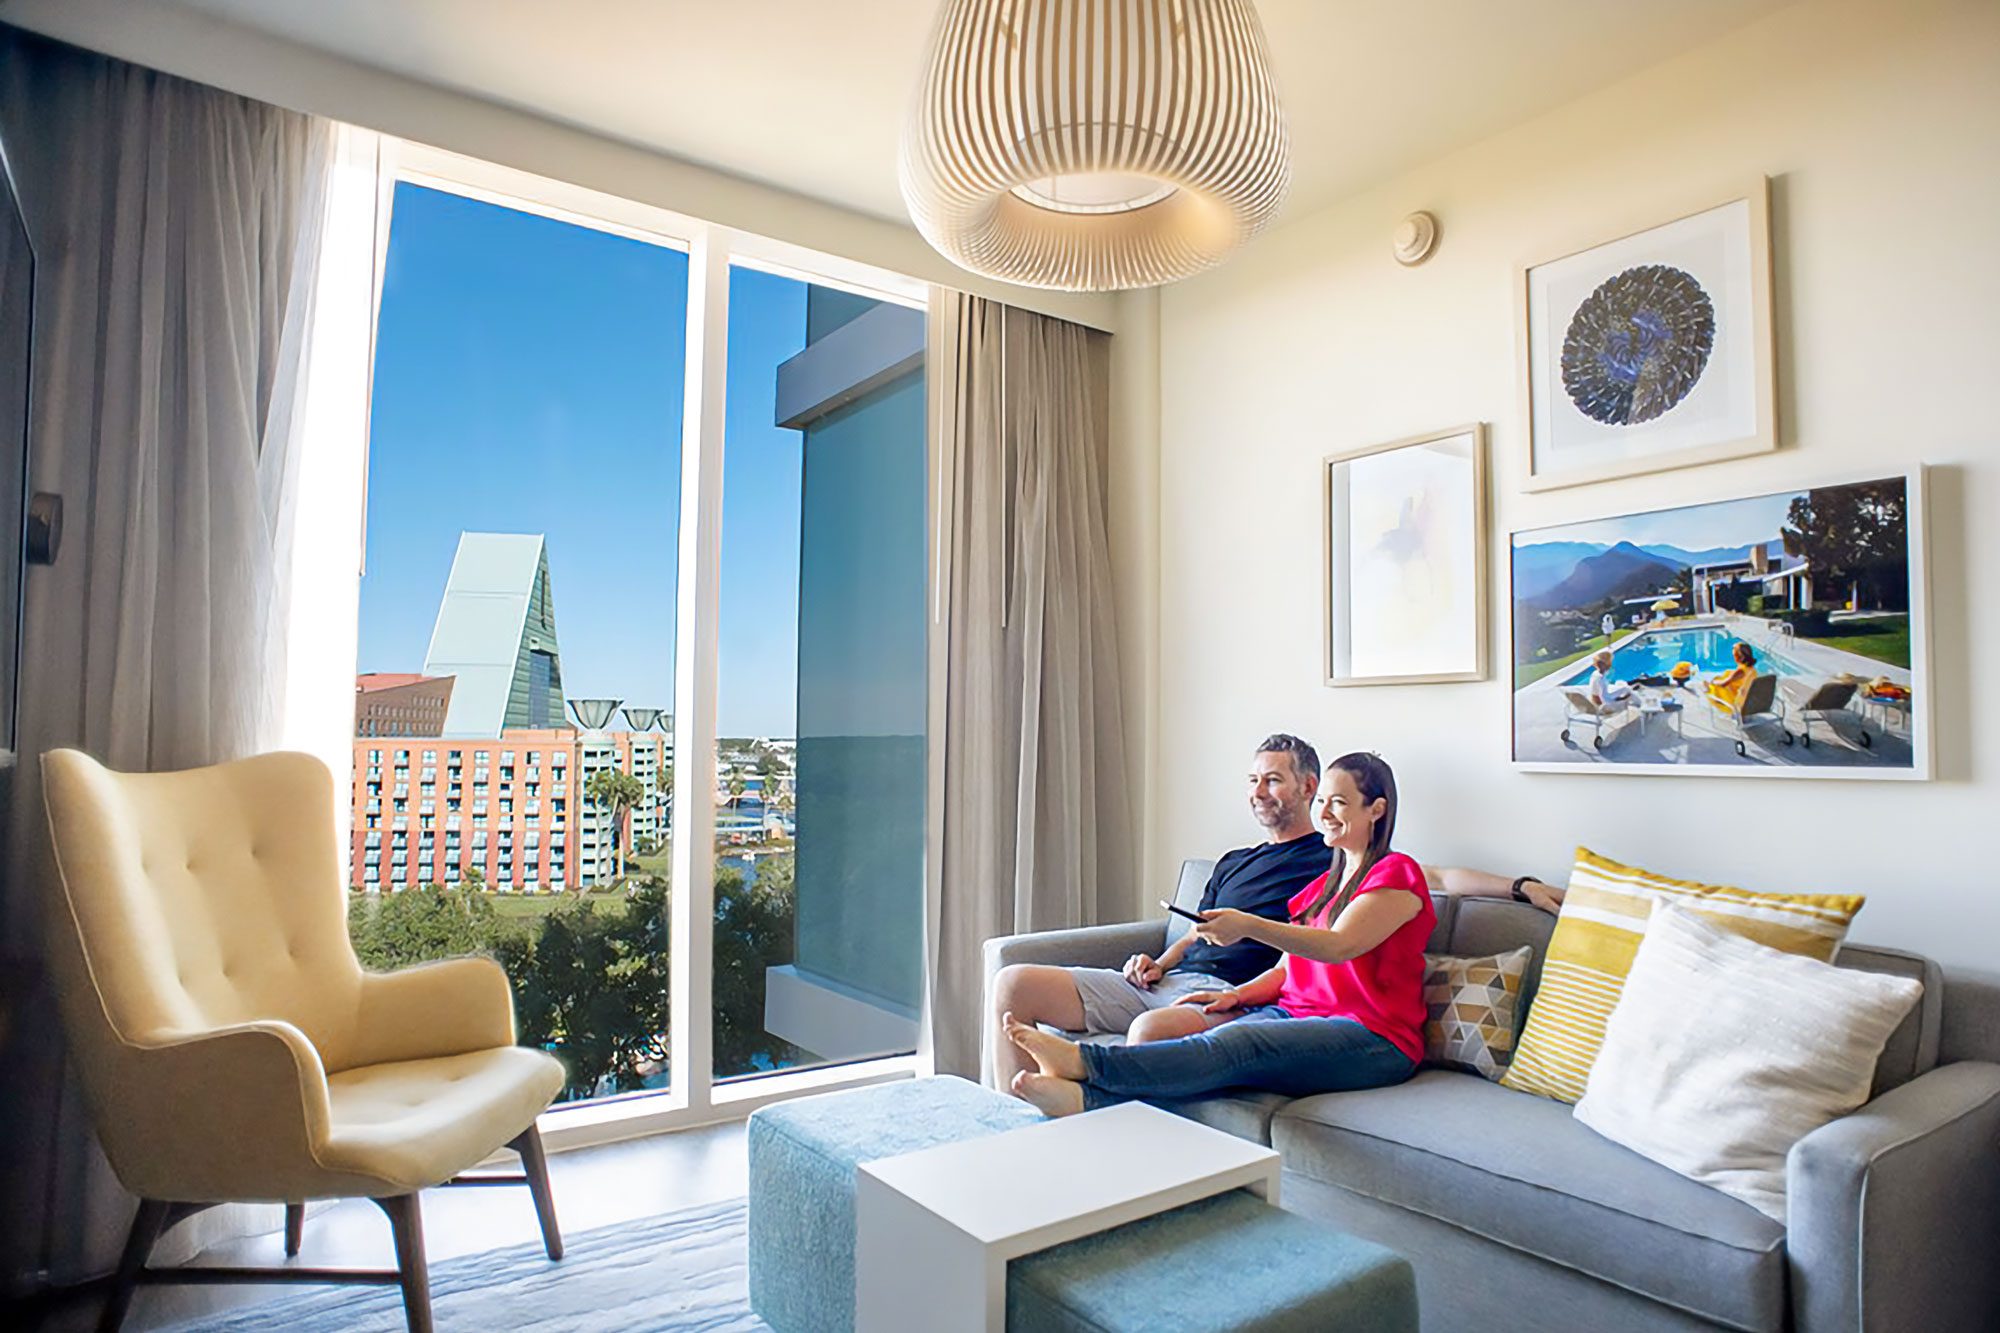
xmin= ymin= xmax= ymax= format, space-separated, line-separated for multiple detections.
xmin=1009 ymin=1188 xmax=1418 ymax=1333
xmin=749 ymin=1077 xmax=1418 ymax=1332
xmin=747 ymin=1076 xmax=1041 ymax=1333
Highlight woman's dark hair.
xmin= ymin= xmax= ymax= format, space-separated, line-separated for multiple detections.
xmin=1733 ymin=641 xmax=1757 ymax=667
xmin=1291 ymin=751 xmax=1398 ymax=926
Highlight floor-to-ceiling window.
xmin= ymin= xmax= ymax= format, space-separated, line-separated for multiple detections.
xmin=715 ymin=266 xmax=927 ymax=1083
xmin=339 ymin=144 xmax=927 ymax=1131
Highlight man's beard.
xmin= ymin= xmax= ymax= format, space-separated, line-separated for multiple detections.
xmin=1254 ymin=799 xmax=1296 ymax=828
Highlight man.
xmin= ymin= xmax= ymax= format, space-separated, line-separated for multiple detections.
xmin=990 ymin=734 xmax=1333 ymax=1084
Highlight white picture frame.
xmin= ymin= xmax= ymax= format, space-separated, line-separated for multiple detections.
xmin=1519 ymin=176 xmax=1776 ymax=492
xmin=1324 ymin=423 xmax=1488 ymax=687
xmin=1509 ymin=466 xmax=1930 ymax=780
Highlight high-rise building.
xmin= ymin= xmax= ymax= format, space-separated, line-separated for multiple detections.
xmin=760 ymin=287 xmax=925 ymax=1062
xmin=353 ymin=531 xmax=673 ymax=893
xmin=350 ymin=724 xmax=672 ymax=893
xmin=423 ymin=533 xmax=567 ymax=738
xmin=354 ymin=672 xmax=454 ymax=737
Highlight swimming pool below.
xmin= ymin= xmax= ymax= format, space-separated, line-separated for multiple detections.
xmin=1565 ymin=626 xmax=1807 ymax=686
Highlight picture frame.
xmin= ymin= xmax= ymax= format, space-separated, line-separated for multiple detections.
xmin=1324 ymin=423 xmax=1488 ymax=687
xmin=1518 ymin=176 xmax=1776 ymax=492
xmin=1508 ymin=465 xmax=1930 ymax=780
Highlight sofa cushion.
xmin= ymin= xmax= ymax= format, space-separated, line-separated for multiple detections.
xmin=1272 ymin=1071 xmax=1788 ymax=1332
xmin=1504 ymin=847 xmax=1865 ymax=1104
xmin=1156 ymin=1090 xmax=1292 ymax=1148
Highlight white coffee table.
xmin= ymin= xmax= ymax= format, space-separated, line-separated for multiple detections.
xmin=854 ymin=1100 xmax=1280 ymax=1333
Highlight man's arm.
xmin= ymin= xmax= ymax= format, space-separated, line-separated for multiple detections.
xmin=1125 ymin=860 xmax=1229 ymax=984
xmin=1422 ymin=864 xmax=1564 ymax=915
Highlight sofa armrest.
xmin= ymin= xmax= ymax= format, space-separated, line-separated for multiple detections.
xmin=983 ymin=920 xmax=1170 ymax=976
xmin=1787 ymin=1060 xmax=2000 ymax=1333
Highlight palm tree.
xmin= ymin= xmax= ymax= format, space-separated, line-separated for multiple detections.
xmin=586 ymin=768 xmax=646 ymax=883
xmin=727 ymin=772 xmax=747 ymax=808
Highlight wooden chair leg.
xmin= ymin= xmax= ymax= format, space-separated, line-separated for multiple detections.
xmin=508 ymin=1124 xmax=564 ymax=1261
xmin=98 ymin=1198 xmax=170 ymax=1333
xmin=373 ymin=1194 xmax=433 ymax=1333
xmin=284 ymin=1202 xmax=306 ymax=1257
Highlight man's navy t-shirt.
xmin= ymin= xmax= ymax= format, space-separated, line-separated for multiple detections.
xmin=1173 ymin=831 xmax=1333 ymax=986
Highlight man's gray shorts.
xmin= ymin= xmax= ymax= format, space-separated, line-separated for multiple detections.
xmin=1066 ymin=966 xmax=1223 ymax=1035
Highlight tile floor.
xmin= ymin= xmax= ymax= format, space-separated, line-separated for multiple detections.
xmin=118 ymin=1120 xmax=750 ymax=1331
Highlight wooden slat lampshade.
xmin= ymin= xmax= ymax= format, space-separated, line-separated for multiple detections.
xmin=901 ymin=0 xmax=1290 ymax=292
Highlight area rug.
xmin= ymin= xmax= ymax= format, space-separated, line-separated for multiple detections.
xmin=165 ymin=1196 xmax=769 ymax=1331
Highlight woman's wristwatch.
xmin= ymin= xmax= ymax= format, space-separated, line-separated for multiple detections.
xmin=1510 ymin=876 xmax=1543 ymax=904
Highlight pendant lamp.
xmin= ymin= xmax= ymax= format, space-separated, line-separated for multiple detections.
xmin=900 ymin=0 xmax=1290 ymax=292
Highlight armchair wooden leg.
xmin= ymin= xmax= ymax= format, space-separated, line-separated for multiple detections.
xmin=99 ymin=1198 xmax=169 ymax=1333
xmin=373 ymin=1194 xmax=433 ymax=1333
xmin=508 ymin=1124 xmax=564 ymax=1261
xmin=284 ymin=1202 xmax=305 ymax=1257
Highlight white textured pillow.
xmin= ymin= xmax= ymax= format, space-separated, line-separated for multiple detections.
xmin=1574 ymin=902 xmax=1921 ymax=1222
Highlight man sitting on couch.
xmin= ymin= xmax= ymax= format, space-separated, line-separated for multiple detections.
xmin=990 ymin=733 xmax=1334 ymax=1084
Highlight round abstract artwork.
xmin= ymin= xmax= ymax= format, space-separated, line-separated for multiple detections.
xmin=1560 ymin=264 xmax=1716 ymax=426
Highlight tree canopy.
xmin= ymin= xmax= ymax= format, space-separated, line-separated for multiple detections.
xmin=347 ymin=852 xmax=803 ymax=1101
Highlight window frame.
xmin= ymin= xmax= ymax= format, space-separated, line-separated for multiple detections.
xmin=356 ymin=141 xmax=930 ymax=1151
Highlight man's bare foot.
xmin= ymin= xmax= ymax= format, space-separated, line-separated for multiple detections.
xmin=1001 ymin=1012 xmax=1088 ymax=1080
xmin=1011 ymin=1070 xmax=1085 ymax=1118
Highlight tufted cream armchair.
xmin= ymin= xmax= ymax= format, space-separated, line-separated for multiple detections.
xmin=39 ymin=748 xmax=568 ymax=1333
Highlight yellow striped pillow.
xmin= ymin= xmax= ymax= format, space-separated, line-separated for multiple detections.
xmin=1500 ymin=847 xmax=1866 ymax=1104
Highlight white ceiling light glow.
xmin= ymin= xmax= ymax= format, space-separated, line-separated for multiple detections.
xmin=900 ymin=0 xmax=1291 ymax=292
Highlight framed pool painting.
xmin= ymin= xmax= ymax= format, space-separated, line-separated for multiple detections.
xmin=1509 ymin=467 xmax=1930 ymax=779
xmin=1519 ymin=176 xmax=1776 ymax=492
xmin=1324 ymin=424 xmax=1488 ymax=687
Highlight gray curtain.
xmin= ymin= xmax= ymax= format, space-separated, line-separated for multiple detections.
xmin=928 ymin=290 xmax=1132 ymax=1082
xmin=0 ymin=28 xmax=334 ymax=1287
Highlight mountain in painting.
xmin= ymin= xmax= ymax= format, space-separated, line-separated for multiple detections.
xmin=1530 ymin=541 xmax=1680 ymax=611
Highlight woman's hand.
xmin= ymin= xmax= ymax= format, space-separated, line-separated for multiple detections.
xmin=1174 ymin=988 xmax=1244 ymax=1014
xmin=1193 ymin=908 xmax=1259 ymax=947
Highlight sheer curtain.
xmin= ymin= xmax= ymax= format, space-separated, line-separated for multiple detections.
xmin=925 ymin=290 xmax=1132 ymax=1082
xmin=0 ymin=29 xmax=348 ymax=1283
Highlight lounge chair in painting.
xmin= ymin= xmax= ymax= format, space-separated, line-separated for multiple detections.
xmin=1781 ymin=677 xmax=1869 ymax=749
xmin=1708 ymin=671 xmax=1792 ymax=757
xmin=1561 ymin=688 xmax=1634 ymax=751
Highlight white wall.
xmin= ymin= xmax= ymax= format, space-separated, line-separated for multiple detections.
xmin=1150 ymin=0 xmax=2000 ymax=976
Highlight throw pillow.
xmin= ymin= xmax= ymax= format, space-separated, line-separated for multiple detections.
xmin=1574 ymin=903 xmax=1921 ymax=1222
xmin=1500 ymin=847 xmax=1866 ymax=1103
xmin=1421 ymin=947 xmax=1533 ymax=1080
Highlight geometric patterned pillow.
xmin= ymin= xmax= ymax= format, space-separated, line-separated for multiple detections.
xmin=1421 ymin=946 xmax=1534 ymax=1081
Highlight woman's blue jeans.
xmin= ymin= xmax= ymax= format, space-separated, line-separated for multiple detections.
xmin=1076 ymin=1006 xmax=1415 ymax=1111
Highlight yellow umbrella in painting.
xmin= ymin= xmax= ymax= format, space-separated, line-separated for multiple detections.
xmin=1650 ymin=597 xmax=1680 ymax=612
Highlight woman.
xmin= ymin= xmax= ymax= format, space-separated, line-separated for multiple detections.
xmin=1706 ymin=640 xmax=1759 ymax=709
xmin=1004 ymin=751 xmax=1432 ymax=1117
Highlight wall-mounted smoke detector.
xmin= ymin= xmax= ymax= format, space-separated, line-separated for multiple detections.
xmin=1393 ymin=211 xmax=1439 ymax=267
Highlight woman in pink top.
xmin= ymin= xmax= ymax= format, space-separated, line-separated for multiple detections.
xmin=1005 ymin=752 xmax=1432 ymax=1117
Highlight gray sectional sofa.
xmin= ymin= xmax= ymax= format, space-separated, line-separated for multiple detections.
xmin=983 ymin=859 xmax=2000 ymax=1332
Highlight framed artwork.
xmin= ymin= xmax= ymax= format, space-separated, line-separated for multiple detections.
xmin=1324 ymin=423 xmax=1488 ymax=687
xmin=1509 ymin=467 xmax=1929 ymax=779
xmin=1519 ymin=176 xmax=1776 ymax=492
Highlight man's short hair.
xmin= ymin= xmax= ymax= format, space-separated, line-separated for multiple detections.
xmin=1255 ymin=733 xmax=1321 ymax=788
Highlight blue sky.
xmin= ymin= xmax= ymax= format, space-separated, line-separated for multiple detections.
xmin=360 ymin=183 xmax=806 ymax=737
xmin=1516 ymin=491 xmax=1797 ymax=552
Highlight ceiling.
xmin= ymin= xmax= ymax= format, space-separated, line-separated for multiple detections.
xmin=160 ymin=0 xmax=1795 ymax=224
